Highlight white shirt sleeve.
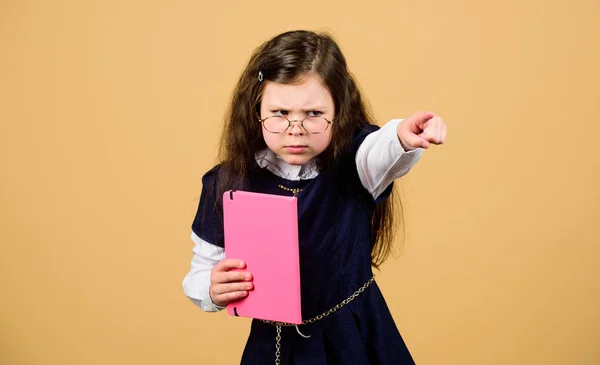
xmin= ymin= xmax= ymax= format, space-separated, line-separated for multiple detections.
xmin=355 ymin=119 xmax=424 ymax=199
xmin=182 ymin=231 xmax=226 ymax=312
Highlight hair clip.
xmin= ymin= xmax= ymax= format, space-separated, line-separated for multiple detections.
xmin=258 ymin=71 xmax=264 ymax=82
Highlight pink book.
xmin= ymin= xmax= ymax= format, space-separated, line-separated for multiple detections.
xmin=223 ymin=190 xmax=302 ymax=324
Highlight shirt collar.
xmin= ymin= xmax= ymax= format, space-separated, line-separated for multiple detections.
xmin=254 ymin=148 xmax=319 ymax=181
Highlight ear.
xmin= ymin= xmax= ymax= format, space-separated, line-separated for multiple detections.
xmin=255 ymin=102 xmax=261 ymax=118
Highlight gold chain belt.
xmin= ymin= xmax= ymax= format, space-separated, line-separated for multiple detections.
xmin=261 ymin=274 xmax=376 ymax=365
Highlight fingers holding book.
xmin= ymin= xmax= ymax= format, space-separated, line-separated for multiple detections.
xmin=210 ymin=259 xmax=254 ymax=307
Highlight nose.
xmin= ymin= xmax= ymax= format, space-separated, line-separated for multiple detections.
xmin=287 ymin=120 xmax=304 ymax=136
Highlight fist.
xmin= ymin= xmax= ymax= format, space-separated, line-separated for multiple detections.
xmin=209 ymin=259 xmax=254 ymax=307
xmin=397 ymin=111 xmax=447 ymax=151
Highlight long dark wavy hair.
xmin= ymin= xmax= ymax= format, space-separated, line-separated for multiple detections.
xmin=216 ymin=30 xmax=402 ymax=268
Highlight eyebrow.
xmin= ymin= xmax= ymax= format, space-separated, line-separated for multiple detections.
xmin=263 ymin=104 xmax=327 ymax=111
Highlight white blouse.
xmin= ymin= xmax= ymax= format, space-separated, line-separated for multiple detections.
xmin=182 ymin=119 xmax=423 ymax=312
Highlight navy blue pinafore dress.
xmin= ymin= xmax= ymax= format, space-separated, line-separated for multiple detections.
xmin=192 ymin=124 xmax=415 ymax=364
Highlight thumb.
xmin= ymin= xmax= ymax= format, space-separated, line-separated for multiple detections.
xmin=400 ymin=132 xmax=430 ymax=150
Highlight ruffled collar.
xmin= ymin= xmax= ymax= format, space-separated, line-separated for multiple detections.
xmin=254 ymin=148 xmax=319 ymax=181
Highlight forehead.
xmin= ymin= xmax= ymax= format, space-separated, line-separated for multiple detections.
xmin=261 ymin=74 xmax=334 ymax=108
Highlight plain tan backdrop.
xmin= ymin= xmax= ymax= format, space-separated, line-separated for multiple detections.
xmin=1 ymin=0 xmax=599 ymax=364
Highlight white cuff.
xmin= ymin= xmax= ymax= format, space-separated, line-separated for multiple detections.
xmin=182 ymin=232 xmax=226 ymax=312
xmin=356 ymin=119 xmax=423 ymax=199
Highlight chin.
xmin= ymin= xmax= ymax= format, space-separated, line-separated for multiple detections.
xmin=281 ymin=154 xmax=311 ymax=166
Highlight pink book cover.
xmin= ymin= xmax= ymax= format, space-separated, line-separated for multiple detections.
xmin=222 ymin=190 xmax=302 ymax=324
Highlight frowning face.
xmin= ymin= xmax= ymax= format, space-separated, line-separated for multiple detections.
xmin=259 ymin=73 xmax=334 ymax=166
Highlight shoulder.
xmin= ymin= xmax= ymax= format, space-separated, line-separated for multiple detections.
xmin=330 ymin=122 xmax=382 ymax=186
xmin=356 ymin=122 xmax=381 ymax=136
xmin=200 ymin=164 xmax=225 ymax=192
xmin=349 ymin=122 xmax=381 ymax=153
xmin=196 ymin=164 xmax=223 ymax=213
xmin=192 ymin=164 xmax=225 ymax=246
xmin=201 ymin=164 xmax=222 ymax=182
xmin=358 ymin=122 xmax=381 ymax=134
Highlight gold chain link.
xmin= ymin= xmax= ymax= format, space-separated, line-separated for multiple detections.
xmin=263 ymin=275 xmax=375 ymax=364
xmin=278 ymin=184 xmax=302 ymax=197
xmin=275 ymin=325 xmax=281 ymax=365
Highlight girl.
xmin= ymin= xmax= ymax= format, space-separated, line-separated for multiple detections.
xmin=183 ymin=30 xmax=446 ymax=364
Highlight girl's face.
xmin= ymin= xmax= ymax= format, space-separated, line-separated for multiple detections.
xmin=259 ymin=73 xmax=334 ymax=166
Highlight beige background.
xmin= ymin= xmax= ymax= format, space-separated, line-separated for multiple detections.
xmin=1 ymin=0 xmax=599 ymax=364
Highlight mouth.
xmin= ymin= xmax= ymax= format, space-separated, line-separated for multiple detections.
xmin=284 ymin=145 xmax=308 ymax=154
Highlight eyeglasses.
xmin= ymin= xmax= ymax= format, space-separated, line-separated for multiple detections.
xmin=259 ymin=115 xmax=333 ymax=134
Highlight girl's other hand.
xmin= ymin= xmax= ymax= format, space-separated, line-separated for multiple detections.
xmin=397 ymin=111 xmax=447 ymax=151
xmin=209 ymin=259 xmax=254 ymax=307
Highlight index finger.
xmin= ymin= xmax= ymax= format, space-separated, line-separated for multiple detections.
xmin=405 ymin=111 xmax=435 ymax=133
xmin=414 ymin=111 xmax=436 ymax=128
xmin=215 ymin=258 xmax=245 ymax=272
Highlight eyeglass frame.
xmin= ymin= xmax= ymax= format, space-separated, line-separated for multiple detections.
xmin=258 ymin=114 xmax=334 ymax=134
